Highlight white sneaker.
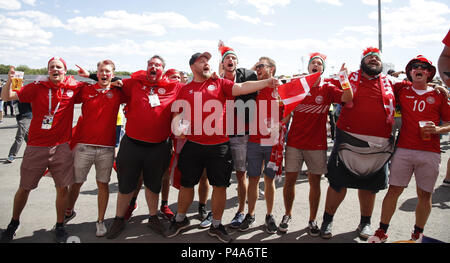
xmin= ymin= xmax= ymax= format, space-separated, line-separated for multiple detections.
xmin=6 ymin=156 xmax=14 ymax=163
xmin=96 ymin=221 xmax=107 ymax=237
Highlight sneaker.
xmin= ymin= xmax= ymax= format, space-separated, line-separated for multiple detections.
xmin=209 ymin=224 xmax=233 ymax=243
xmin=166 ymin=216 xmax=190 ymax=238
xmin=199 ymin=212 xmax=213 ymax=229
xmin=411 ymin=231 xmax=424 ymax=242
xmin=124 ymin=202 xmax=138 ymax=221
xmin=0 ymin=221 xmax=20 ymax=243
xmin=64 ymin=210 xmax=76 ymax=225
xmin=443 ymin=179 xmax=450 ymax=187
xmin=356 ymin=223 xmax=372 ymax=240
xmin=320 ymin=221 xmax=333 ymax=239
xmin=278 ymin=215 xmax=291 ymax=233
xmin=159 ymin=205 xmax=175 ymax=220
xmin=368 ymin=228 xmax=388 ymax=243
xmin=265 ymin=214 xmax=277 ymax=234
xmin=147 ymin=215 xmax=166 ymax=236
xmin=230 ymin=212 xmax=245 ymax=229
xmin=106 ymin=217 xmax=126 ymax=239
xmin=308 ymin=221 xmax=320 ymax=237
xmin=96 ymin=221 xmax=107 ymax=237
xmin=198 ymin=205 xmax=208 ymax=220
xmin=239 ymin=214 xmax=255 ymax=232
xmin=6 ymin=156 xmax=14 ymax=163
xmin=54 ymin=225 xmax=68 ymax=243
xmin=259 ymin=188 xmax=265 ymax=200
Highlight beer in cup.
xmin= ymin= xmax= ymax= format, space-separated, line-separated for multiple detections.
xmin=12 ymin=71 xmax=24 ymax=91
xmin=419 ymin=121 xmax=432 ymax=141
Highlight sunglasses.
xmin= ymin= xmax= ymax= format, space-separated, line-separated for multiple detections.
xmin=411 ymin=63 xmax=430 ymax=70
xmin=255 ymin=64 xmax=270 ymax=70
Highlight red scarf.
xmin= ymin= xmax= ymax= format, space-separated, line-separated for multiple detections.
xmin=347 ymin=70 xmax=395 ymax=125
xmin=266 ymin=122 xmax=287 ymax=182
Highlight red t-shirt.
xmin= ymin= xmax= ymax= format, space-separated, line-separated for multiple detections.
xmin=72 ymin=84 xmax=128 ymax=147
xmin=176 ymin=78 xmax=234 ymax=145
xmin=121 ymin=78 xmax=182 ymax=143
xmin=395 ymin=82 xmax=450 ymax=153
xmin=443 ymin=29 xmax=450 ymax=46
xmin=337 ymin=75 xmax=392 ymax=138
xmin=17 ymin=78 xmax=84 ymax=147
xmin=248 ymin=87 xmax=283 ymax=146
xmin=287 ymin=82 xmax=343 ymax=150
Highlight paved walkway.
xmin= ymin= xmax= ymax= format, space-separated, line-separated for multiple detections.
xmin=0 ymin=105 xmax=449 ymax=243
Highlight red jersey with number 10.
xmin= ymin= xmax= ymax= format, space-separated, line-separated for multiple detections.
xmin=395 ymin=82 xmax=450 ymax=153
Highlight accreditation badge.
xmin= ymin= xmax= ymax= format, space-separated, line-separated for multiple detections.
xmin=41 ymin=115 xmax=54 ymax=130
xmin=149 ymin=94 xmax=161 ymax=107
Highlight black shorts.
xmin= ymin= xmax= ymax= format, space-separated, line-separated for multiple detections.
xmin=325 ymin=129 xmax=389 ymax=194
xmin=116 ymin=134 xmax=171 ymax=194
xmin=178 ymin=141 xmax=232 ymax=188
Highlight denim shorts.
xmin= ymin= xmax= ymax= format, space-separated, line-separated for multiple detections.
xmin=246 ymin=141 xmax=275 ymax=179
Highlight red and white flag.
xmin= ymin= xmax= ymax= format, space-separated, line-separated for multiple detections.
xmin=278 ymin=72 xmax=321 ymax=117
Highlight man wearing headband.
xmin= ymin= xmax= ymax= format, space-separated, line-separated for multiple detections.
xmin=369 ymin=55 xmax=450 ymax=242
xmin=1 ymin=57 xmax=86 ymax=243
xmin=278 ymin=53 xmax=353 ymax=236
xmin=320 ymin=47 xmax=396 ymax=240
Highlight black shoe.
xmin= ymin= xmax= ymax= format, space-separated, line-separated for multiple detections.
xmin=64 ymin=211 xmax=77 ymax=225
xmin=198 ymin=205 xmax=207 ymax=220
xmin=320 ymin=221 xmax=333 ymax=239
xmin=55 ymin=225 xmax=68 ymax=243
xmin=0 ymin=221 xmax=20 ymax=243
xmin=147 ymin=215 xmax=166 ymax=236
xmin=239 ymin=214 xmax=255 ymax=232
xmin=265 ymin=214 xmax=277 ymax=234
xmin=166 ymin=216 xmax=190 ymax=238
xmin=209 ymin=224 xmax=233 ymax=243
xmin=106 ymin=217 xmax=126 ymax=239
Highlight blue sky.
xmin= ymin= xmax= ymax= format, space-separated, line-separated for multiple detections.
xmin=0 ymin=0 xmax=449 ymax=77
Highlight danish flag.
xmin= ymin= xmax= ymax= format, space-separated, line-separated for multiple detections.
xmin=277 ymin=72 xmax=321 ymax=118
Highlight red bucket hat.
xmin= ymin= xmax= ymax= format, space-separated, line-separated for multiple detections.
xmin=405 ymin=55 xmax=436 ymax=83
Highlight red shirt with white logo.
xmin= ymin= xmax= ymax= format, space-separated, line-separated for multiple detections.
xmin=121 ymin=78 xmax=183 ymax=143
xmin=176 ymin=78 xmax=235 ymax=145
xmin=248 ymin=87 xmax=283 ymax=146
xmin=287 ymin=82 xmax=343 ymax=150
xmin=337 ymin=76 xmax=393 ymax=138
xmin=72 ymin=84 xmax=128 ymax=147
xmin=395 ymin=82 xmax=450 ymax=153
xmin=17 ymin=78 xmax=84 ymax=147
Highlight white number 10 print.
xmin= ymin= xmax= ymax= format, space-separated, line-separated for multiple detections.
xmin=413 ymin=100 xmax=426 ymax=112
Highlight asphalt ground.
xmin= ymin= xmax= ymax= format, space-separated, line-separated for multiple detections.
xmin=0 ymin=104 xmax=449 ymax=245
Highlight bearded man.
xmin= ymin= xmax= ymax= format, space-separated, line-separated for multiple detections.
xmin=320 ymin=47 xmax=396 ymax=240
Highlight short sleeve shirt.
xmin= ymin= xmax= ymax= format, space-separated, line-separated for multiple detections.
xmin=17 ymin=80 xmax=83 ymax=146
xmin=287 ymin=82 xmax=343 ymax=150
xmin=121 ymin=78 xmax=182 ymax=143
xmin=72 ymin=84 xmax=128 ymax=147
xmin=395 ymin=83 xmax=450 ymax=153
xmin=176 ymin=78 xmax=234 ymax=145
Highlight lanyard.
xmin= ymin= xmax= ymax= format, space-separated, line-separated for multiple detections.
xmin=48 ymin=88 xmax=64 ymax=116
